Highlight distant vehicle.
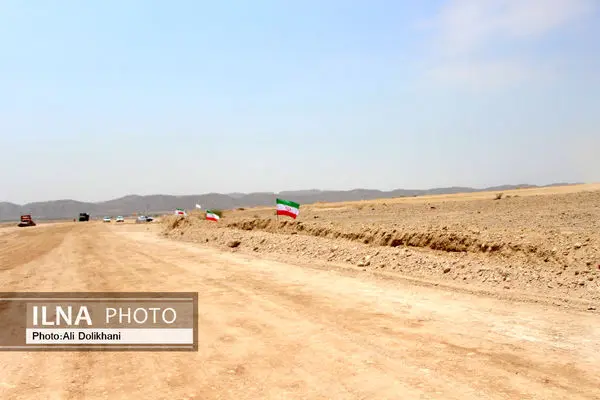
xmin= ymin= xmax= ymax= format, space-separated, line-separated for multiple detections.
xmin=115 ymin=216 xmax=124 ymax=223
xmin=78 ymin=213 xmax=90 ymax=222
xmin=135 ymin=215 xmax=154 ymax=223
xmin=18 ymin=214 xmax=36 ymax=227
xmin=103 ymin=216 xmax=111 ymax=223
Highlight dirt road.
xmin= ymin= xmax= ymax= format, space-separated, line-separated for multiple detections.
xmin=0 ymin=222 xmax=599 ymax=399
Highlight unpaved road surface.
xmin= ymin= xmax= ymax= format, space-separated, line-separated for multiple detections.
xmin=0 ymin=222 xmax=599 ymax=399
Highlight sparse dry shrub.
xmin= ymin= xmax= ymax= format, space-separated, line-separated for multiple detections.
xmin=494 ymin=193 xmax=504 ymax=200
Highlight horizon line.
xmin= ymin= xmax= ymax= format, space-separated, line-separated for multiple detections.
xmin=1 ymin=181 xmax=588 ymax=206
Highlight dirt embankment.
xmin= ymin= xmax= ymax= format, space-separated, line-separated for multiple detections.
xmin=229 ymin=218 xmax=541 ymax=255
xmin=162 ymin=190 xmax=600 ymax=306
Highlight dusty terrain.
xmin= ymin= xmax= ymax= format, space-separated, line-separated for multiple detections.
xmin=0 ymin=184 xmax=599 ymax=399
xmin=164 ymin=184 xmax=600 ymax=308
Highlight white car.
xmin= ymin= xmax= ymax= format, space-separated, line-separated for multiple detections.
xmin=103 ymin=216 xmax=111 ymax=223
xmin=115 ymin=216 xmax=125 ymax=223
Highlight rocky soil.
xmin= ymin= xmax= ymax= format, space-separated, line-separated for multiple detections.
xmin=162 ymin=189 xmax=600 ymax=307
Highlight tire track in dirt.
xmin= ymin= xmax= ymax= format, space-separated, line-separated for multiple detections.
xmin=185 ymin=267 xmax=597 ymax=399
xmin=0 ymin=225 xmax=71 ymax=271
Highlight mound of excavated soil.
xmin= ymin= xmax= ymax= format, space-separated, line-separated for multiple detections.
xmin=227 ymin=218 xmax=540 ymax=255
xmin=162 ymin=190 xmax=600 ymax=304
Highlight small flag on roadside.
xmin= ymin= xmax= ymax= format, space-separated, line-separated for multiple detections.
xmin=206 ymin=210 xmax=220 ymax=222
xmin=175 ymin=208 xmax=186 ymax=215
xmin=276 ymin=198 xmax=300 ymax=219
xmin=195 ymin=204 xmax=202 ymax=209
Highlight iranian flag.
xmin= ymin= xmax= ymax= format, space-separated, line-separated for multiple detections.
xmin=206 ymin=210 xmax=220 ymax=222
xmin=175 ymin=208 xmax=186 ymax=215
xmin=276 ymin=198 xmax=300 ymax=219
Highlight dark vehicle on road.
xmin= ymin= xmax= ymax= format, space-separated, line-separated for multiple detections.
xmin=18 ymin=214 xmax=36 ymax=227
xmin=79 ymin=213 xmax=90 ymax=221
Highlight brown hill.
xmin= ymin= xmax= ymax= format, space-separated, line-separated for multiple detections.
xmin=0 ymin=182 xmax=582 ymax=221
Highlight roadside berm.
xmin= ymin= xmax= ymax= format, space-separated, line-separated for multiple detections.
xmin=163 ymin=189 xmax=600 ymax=308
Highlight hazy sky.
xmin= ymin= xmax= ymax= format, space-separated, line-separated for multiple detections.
xmin=1 ymin=0 xmax=599 ymax=204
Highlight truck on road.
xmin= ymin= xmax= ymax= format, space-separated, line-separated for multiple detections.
xmin=18 ymin=214 xmax=36 ymax=227
xmin=79 ymin=213 xmax=90 ymax=222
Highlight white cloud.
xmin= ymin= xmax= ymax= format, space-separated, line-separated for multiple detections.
xmin=427 ymin=60 xmax=547 ymax=91
xmin=423 ymin=0 xmax=596 ymax=89
xmin=434 ymin=0 xmax=594 ymax=56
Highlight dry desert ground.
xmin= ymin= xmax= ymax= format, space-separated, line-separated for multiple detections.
xmin=0 ymin=183 xmax=599 ymax=399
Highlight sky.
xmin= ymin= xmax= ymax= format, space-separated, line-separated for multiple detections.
xmin=1 ymin=0 xmax=599 ymax=204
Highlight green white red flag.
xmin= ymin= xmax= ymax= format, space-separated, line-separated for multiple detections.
xmin=276 ymin=198 xmax=300 ymax=219
xmin=206 ymin=210 xmax=220 ymax=222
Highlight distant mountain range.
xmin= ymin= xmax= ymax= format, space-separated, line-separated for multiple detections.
xmin=0 ymin=183 xmax=581 ymax=221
